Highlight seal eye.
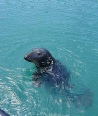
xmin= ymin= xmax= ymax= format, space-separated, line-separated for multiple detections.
xmin=37 ymin=52 xmax=42 ymax=55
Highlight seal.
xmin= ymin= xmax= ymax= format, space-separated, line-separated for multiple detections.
xmin=24 ymin=48 xmax=70 ymax=88
xmin=24 ymin=48 xmax=93 ymax=108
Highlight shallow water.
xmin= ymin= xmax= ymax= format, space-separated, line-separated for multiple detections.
xmin=0 ymin=0 xmax=98 ymax=116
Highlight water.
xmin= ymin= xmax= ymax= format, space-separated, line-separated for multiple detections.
xmin=0 ymin=0 xmax=98 ymax=115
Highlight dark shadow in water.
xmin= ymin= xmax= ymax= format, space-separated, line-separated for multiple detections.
xmin=24 ymin=64 xmax=93 ymax=110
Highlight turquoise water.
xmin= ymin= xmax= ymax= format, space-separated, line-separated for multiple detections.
xmin=0 ymin=0 xmax=98 ymax=115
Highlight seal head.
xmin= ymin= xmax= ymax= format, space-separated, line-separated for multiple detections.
xmin=24 ymin=48 xmax=55 ymax=68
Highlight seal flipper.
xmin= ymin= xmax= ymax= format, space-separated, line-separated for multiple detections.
xmin=32 ymin=71 xmax=44 ymax=87
xmin=65 ymin=89 xmax=93 ymax=109
xmin=32 ymin=71 xmax=42 ymax=81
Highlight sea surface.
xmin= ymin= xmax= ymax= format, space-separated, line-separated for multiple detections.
xmin=0 ymin=0 xmax=98 ymax=116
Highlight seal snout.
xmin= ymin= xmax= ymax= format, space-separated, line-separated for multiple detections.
xmin=24 ymin=54 xmax=33 ymax=62
xmin=24 ymin=55 xmax=28 ymax=60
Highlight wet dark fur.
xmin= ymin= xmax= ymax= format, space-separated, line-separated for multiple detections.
xmin=24 ymin=48 xmax=93 ymax=108
xmin=24 ymin=48 xmax=70 ymax=88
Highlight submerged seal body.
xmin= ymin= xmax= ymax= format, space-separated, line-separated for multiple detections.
xmin=24 ymin=48 xmax=70 ymax=88
xmin=24 ymin=48 xmax=93 ymax=108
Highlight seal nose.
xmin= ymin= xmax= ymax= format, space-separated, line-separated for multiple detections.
xmin=24 ymin=55 xmax=27 ymax=60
